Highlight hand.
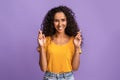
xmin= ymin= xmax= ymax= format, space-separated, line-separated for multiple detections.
xmin=38 ymin=29 xmax=46 ymax=47
xmin=74 ymin=31 xmax=82 ymax=48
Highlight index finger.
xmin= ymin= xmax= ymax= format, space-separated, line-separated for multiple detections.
xmin=77 ymin=31 xmax=81 ymax=35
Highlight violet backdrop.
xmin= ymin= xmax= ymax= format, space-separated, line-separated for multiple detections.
xmin=0 ymin=0 xmax=120 ymax=80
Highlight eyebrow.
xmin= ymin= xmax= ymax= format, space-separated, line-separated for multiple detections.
xmin=54 ymin=18 xmax=66 ymax=20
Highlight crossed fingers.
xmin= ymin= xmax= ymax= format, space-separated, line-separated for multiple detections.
xmin=75 ymin=31 xmax=82 ymax=40
xmin=38 ymin=29 xmax=45 ymax=40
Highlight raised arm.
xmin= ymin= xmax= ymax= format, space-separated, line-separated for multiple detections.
xmin=37 ymin=30 xmax=47 ymax=72
xmin=72 ymin=32 xmax=82 ymax=71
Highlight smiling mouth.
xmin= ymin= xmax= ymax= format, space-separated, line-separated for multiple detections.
xmin=58 ymin=27 xmax=63 ymax=30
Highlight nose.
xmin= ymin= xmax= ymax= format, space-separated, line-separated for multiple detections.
xmin=58 ymin=21 xmax=62 ymax=26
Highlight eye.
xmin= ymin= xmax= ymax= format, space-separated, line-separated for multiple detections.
xmin=61 ymin=19 xmax=66 ymax=22
xmin=54 ymin=19 xmax=59 ymax=22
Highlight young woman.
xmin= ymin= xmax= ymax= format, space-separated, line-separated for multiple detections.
xmin=37 ymin=5 xmax=83 ymax=80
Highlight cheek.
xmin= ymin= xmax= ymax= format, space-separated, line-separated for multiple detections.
xmin=54 ymin=22 xmax=58 ymax=26
xmin=63 ymin=20 xmax=67 ymax=24
xmin=63 ymin=21 xmax=67 ymax=26
xmin=53 ymin=23 xmax=58 ymax=29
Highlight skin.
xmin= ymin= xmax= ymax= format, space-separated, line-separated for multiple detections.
xmin=38 ymin=12 xmax=82 ymax=72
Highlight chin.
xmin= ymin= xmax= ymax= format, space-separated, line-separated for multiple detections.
xmin=57 ymin=30 xmax=65 ymax=33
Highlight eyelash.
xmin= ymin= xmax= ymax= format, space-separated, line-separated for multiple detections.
xmin=54 ymin=19 xmax=66 ymax=22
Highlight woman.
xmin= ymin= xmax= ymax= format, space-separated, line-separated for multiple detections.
xmin=37 ymin=5 xmax=83 ymax=80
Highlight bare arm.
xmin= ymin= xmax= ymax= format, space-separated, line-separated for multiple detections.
xmin=72 ymin=47 xmax=81 ymax=71
xmin=38 ymin=46 xmax=47 ymax=72
xmin=37 ymin=30 xmax=47 ymax=72
xmin=72 ymin=31 xmax=82 ymax=71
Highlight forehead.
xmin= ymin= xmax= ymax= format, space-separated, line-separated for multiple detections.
xmin=54 ymin=12 xmax=66 ymax=19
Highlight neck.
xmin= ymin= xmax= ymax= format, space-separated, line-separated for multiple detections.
xmin=54 ymin=32 xmax=67 ymax=38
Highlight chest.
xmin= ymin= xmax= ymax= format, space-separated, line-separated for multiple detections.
xmin=52 ymin=37 xmax=70 ymax=45
xmin=46 ymin=41 xmax=75 ymax=59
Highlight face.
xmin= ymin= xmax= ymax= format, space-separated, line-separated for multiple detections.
xmin=53 ymin=12 xmax=67 ymax=33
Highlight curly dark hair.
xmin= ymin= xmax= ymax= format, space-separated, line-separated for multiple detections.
xmin=41 ymin=5 xmax=81 ymax=36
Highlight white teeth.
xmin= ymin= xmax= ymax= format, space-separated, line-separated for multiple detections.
xmin=58 ymin=27 xmax=62 ymax=30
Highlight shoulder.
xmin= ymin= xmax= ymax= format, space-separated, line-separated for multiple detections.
xmin=45 ymin=36 xmax=51 ymax=44
xmin=46 ymin=36 xmax=51 ymax=40
xmin=70 ymin=36 xmax=75 ymax=40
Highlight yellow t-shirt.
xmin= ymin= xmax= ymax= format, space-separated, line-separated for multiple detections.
xmin=38 ymin=36 xmax=82 ymax=73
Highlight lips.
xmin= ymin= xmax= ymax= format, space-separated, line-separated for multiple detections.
xmin=58 ymin=27 xmax=63 ymax=30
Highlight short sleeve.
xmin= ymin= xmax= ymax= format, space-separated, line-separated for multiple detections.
xmin=37 ymin=36 xmax=50 ymax=53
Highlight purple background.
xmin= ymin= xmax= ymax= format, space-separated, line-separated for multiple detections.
xmin=0 ymin=0 xmax=120 ymax=80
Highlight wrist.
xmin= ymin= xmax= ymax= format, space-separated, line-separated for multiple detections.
xmin=74 ymin=46 xmax=80 ymax=54
xmin=38 ymin=43 xmax=45 ymax=47
xmin=75 ymin=48 xmax=79 ymax=51
xmin=39 ymin=45 xmax=45 ymax=49
xmin=74 ymin=45 xmax=80 ymax=49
